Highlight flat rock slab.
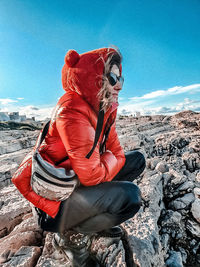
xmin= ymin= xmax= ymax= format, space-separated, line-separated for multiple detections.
xmin=0 ymin=246 xmax=41 ymax=267
xmin=0 ymin=185 xmax=31 ymax=235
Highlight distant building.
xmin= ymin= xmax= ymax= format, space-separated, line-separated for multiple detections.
xmin=120 ymin=109 xmax=141 ymax=117
xmin=9 ymin=112 xmax=20 ymax=122
xmin=132 ymin=111 xmax=141 ymax=117
xmin=0 ymin=112 xmax=10 ymax=121
xmin=135 ymin=111 xmax=141 ymax=117
xmin=120 ymin=109 xmax=131 ymax=115
xmin=19 ymin=115 xmax=26 ymax=121
xmin=0 ymin=111 xmax=35 ymax=122
xmin=25 ymin=117 xmax=35 ymax=122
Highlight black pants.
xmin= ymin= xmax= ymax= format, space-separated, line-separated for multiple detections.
xmin=39 ymin=150 xmax=146 ymax=234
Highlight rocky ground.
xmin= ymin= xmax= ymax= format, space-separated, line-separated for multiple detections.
xmin=0 ymin=121 xmax=41 ymax=131
xmin=0 ymin=110 xmax=199 ymax=267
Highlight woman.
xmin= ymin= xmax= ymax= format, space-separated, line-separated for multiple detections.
xmin=12 ymin=47 xmax=145 ymax=266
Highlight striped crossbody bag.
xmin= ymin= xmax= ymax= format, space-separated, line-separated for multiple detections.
xmin=31 ymin=121 xmax=79 ymax=201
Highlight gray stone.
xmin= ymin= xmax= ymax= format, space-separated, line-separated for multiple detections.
xmin=0 ymin=163 xmax=19 ymax=189
xmin=165 ymin=250 xmax=183 ymax=267
xmin=189 ymin=140 xmax=200 ymax=153
xmin=91 ymin=236 xmax=126 ymax=266
xmin=178 ymin=248 xmax=187 ymax=264
xmin=146 ymin=159 xmax=151 ymax=169
xmin=179 ymin=193 xmax=195 ymax=205
xmin=160 ymin=210 xmax=187 ymax=242
xmin=191 ymin=198 xmax=200 ymax=223
xmin=0 ymin=185 xmax=31 ymax=235
xmin=123 ymin=171 xmax=165 ymax=267
xmin=182 ymin=152 xmax=200 ymax=172
xmin=1 ymin=246 xmax=41 ymax=267
xmin=160 ymin=234 xmax=170 ymax=252
xmin=196 ymin=172 xmax=200 ymax=186
xmin=162 ymin=173 xmax=172 ymax=187
xmin=155 ymin=161 xmax=169 ymax=173
xmin=169 ymin=193 xmax=195 ymax=210
xmin=150 ymin=158 xmax=160 ymax=170
xmin=36 ymin=233 xmax=70 ymax=267
xmin=169 ymin=169 xmax=187 ymax=186
xmin=161 ymin=210 xmax=182 ymax=226
xmin=177 ymin=181 xmax=194 ymax=191
xmin=186 ymin=219 xmax=200 ymax=238
xmin=168 ymin=200 xmax=185 ymax=211
xmin=192 ymin=242 xmax=200 ymax=255
xmin=194 ymin=187 xmax=200 ymax=197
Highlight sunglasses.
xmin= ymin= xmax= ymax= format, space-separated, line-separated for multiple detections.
xmin=107 ymin=72 xmax=124 ymax=87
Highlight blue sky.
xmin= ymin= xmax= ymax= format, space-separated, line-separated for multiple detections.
xmin=0 ymin=0 xmax=200 ymax=119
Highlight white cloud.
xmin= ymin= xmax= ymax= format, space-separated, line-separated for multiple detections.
xmin=129 ymin=84 xmax=200 ymax=101
xmin=118 ymin=97 xmax=200 ymax=116
xmin=118 ymin=83 xmax=200 ymax=116
xmin=18 ymin=106 xmax=54 ymax=121
xmin=17 ymin=97 xmax=24 ymax=100
xmin=118 ymin=99 xmax=155 ymax=114
xmin=0 ymin=98 xmax=18 ymax=105
xmin=175 ymin=98 xmax=200 ymax=113
xmin=1 ymin=105 xmax=54 ymax=121
xmin=20 ymin=105 xmax=39 ymax=111
xmin=183 ymin=98 xmax=200 ymax=105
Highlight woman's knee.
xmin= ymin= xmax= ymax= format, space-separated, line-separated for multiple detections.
xmin=135 ymin=151 xmax=146 ymax=170
xmin=126 ymin=150 xmax=146 ymax=172
xmin=129 ymin=183 xmax=141 ymax=208
xmin=121 ymin=182 xmax=142 ymax=212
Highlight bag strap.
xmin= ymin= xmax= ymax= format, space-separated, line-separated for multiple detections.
xmin=37 ymin=102 xmax=105 ymax=161
xmin=35 ymin=120 xmax=50 ymax=150
xmin=36 ymin=99 xmax=68 ymax=150
xmin=85 ymin=104 xmax=104 ymax=159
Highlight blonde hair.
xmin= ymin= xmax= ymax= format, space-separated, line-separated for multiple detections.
xmin=98 ymin=49 xmax=122 ymax=112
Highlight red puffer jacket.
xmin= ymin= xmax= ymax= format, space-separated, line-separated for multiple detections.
xmin=12 ymin=48 xmax=125 ymax=218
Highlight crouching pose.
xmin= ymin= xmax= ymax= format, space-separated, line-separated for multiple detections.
xmin=12 ymin=47 xmax=145 ymax=266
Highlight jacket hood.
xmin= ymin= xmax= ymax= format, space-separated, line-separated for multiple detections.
xmin=62 ymin=47 xmax=121 ymax=113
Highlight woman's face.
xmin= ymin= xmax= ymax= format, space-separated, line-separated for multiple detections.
xmin=107 ymin=64 xmax=122 ymax=104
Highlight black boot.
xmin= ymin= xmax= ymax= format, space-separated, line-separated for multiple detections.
xmin=53 ymin=231 xmax=100 ymax=267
